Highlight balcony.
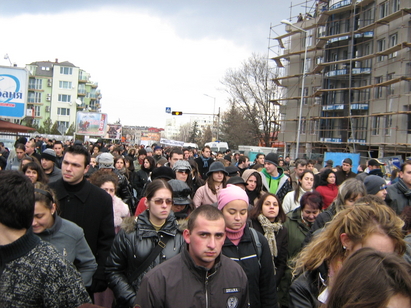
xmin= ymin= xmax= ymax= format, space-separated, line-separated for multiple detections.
xmin=322 ymin=104 xmax=344 ymax=111
xmin=351 ymin=103 xmax=369 ymax=110
xmin=78 ymin=89 xmax=86 ymax=96
xmin=329 ymin=0 xmax=351 ymax=11
xmin=78 ymin=74 xmax=88 ymax=83
xmin=325 ymin=67 xmax=371 ymax=77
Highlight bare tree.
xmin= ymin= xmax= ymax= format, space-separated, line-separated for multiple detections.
xmin=177 ymin=122 xmax=191 ymax=142
xmin=219 ymin=100 xmax=256 ymax=149
xmin=222 ymin=53 xmax=279 ymax=146
xmin=200 ymin=125 xmax=213 ymax=146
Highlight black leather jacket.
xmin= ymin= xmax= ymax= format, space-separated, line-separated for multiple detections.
xmin=105 ymin=211 xmax=184 ymax=308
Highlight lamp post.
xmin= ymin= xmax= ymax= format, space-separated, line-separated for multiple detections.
xmin=281 ymin=20 xmax=308 ymax=159
xmin=4 ymin=54 xmax=12 ymax=66
xmin=204 ymin=94 xmax=217 ymax=140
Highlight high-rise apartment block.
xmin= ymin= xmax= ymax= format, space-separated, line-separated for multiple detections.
xmin=24 ymin=59 xmax=102 ymax=132
xmin=274 ymin=0 xmax=411 ymax=158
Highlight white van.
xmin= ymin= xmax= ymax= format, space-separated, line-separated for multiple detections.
xmin=204 ymin=141 xmax=229 ymax=153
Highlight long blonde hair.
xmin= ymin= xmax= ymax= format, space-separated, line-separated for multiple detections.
xmin=293 ymin=203 xmax=405 ymax=277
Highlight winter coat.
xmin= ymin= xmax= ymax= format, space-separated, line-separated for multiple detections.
xmin=335 ymin=169 xmax=357 ymax=186
xmin=315 ymin=183 xmax=338 ymax=209
xmin=50 ymin=178 xmax=115 ymax=285
xmin=251 ymin=219 xmax=288 ymax=286
xmin=222 ymin=226 xmax=278 ymax=308
xmin=133 ymin=169 xmax=150 ymax=200
xmin=194 ymin=156 xmax=214 ymax=180
xmin=193 ymin=182 xmax=221 ymax=207
xmin=112 ymin=195 xmax=130 ymax=233
xmin=282 ymin=187 xmax=312 ymax=214
xmin=35 ymin=215 xmax=97 ymax=287
xmin=386 ymin=181 xmax=411 ymax=215
xmin=135 ymin=246 xmax=250 ymax=308
xmin=105 ymin=211 xmax=185 ymax=308
xmin=278 ymin=207 xmax=313 ymax=308
xmin=289 ymin=267 xmax=327 ymax=308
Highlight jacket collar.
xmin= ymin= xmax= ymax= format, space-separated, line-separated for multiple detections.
xmin=135 ymin=210 xmax=178 ymax=237
xmin=37 ymin=214 xmax=62 ymax=236
xmin=0 ymin=229 xmax=40 ymax=265
xmin=54 ymin=178 xmax=91 ymax=204
xmin=181 ymin=244 xmax=221 ymax=279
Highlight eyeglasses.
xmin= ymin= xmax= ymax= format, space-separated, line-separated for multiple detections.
xmin=380 ymin=185 xmax=388 ymax=190
xmin=177 ymin=170 xmax=189 ymax=174
xmin=151 ymin=198 xmax=173 ymax=205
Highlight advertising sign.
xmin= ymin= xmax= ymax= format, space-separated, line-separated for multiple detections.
xmin=0 ymin=66 xmax=29 ymax=119
xmin=76 ymin=112 xmax=107 ymax=136
xmin=105 ymin=124 xmax=122 ymax=140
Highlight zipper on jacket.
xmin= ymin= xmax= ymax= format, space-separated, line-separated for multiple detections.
xmin=205 ymin=275 xmax=209 ymax=308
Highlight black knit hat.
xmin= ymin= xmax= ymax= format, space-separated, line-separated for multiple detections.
xmin=264 ymin=153 xmax=278 ymax=166
xmin=151 ymin=166 xmax=175 ymax=181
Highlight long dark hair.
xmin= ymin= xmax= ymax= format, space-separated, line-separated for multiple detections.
xmin=142 ymin=156 xmax=155 ymax=172
xmin=318 ymin=169 xmax=336 ymax=186
xmin=206 ymin=172 xmax=227 ymax=195
xmin=249 ymin=193 xmax=287 ymax=223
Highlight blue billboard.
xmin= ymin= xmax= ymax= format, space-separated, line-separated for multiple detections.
xmin=0 ymin=66 xmax=29 ymax=119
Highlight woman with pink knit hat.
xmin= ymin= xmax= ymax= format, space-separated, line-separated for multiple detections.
xmin=219 ymin=184 xmax=278 ymax=308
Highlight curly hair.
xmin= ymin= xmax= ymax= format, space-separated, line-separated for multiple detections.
xmin=89 ymin=169 xmax=119 ymax=190
xmin=293 ymin=203 xmax=406 ymax=277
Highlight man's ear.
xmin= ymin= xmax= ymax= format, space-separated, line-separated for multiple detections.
xmin=183 ymin=229 xmax=191 ymax=244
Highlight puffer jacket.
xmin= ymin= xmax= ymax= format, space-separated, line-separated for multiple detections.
xmin=105 ymin=210 xmax=184 ymax=308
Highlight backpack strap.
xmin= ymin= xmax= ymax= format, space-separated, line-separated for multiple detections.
xmin=249 ymin=228 xmax=262 ymax=268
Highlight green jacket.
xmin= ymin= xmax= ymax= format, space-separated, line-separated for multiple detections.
xmin=278 ymin=207 xmax=312 ymax=308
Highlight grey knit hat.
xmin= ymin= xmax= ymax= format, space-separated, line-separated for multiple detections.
xmin=97 ymin=153 xmax=114 ymax=169
xmin=364 ymin=175 xmax=387 ymax=195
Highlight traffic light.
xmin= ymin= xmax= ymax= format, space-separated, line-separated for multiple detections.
xmin=172 ymin=111 xmax=183 ymax=115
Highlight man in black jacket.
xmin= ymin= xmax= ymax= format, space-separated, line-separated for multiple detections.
xmin=50 ymin=145 xmax=115 ymax=295
xmin=194 ymin=145 xmax=214 ymax=180
xmin=135 ymin=205 xmax=249 ymax=308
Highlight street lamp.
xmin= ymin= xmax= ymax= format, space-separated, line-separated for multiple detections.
xmin=204 ymin=94 xmax=217 ymax=140
xmin=281 ymin=19 xmax=308 ymax=159
xmin=4 ymin=54 xmax=12 ymax=66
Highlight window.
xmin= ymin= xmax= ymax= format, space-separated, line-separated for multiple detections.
xmin=387 ymin=73 xmax=394 ymax=95
xmin=377 ymin=39 xmax=386 ymax=62
xmin=57 ymin=108 xmax=70 ymax=116
xmin=300 ymin=87 xmax=309 ymax=104
xmin=309 ymin=119 xmax=318 ymax=135
xmin=59 ymin=81 xmax=72 ymax=89
xmin=28 ymin=92 xmax=42 ymax=103
xmin=28 ymin=79 xmax=42 ymax=90
xmin=57 ymin=121 xmax=69 ymax=129
xmin=375 ymin=76 xmax=383 ymax=98
xmin=58 ymin=94 xmax=71 ymax=102
xmin=391 ymin=0 xmax=400 ymax=13
xmin=301 ymin=117 xmax=306 ymax=134
xmin=380 ymin=1 xmax=389 ymax=18
xmin=78 ymin=84 xmax=86 ymax=95
xmin=41 ymin=66 xmax=50 ymax=71
xmin=60 ymin=67 xmax=73 ymax=75
xmin=372 ymin=116 xmax=382 ymax=135
xmin=316 ymin=56 xmax=323 ymax=64
xmin=384 ymin=115 xmax=392 ymax=135
xmin=34 ymin=105 xmax=41 ymax=117
xmin=280 ymin=113 xmax=286 ymax=133
xmin=389 ymin=33 xmax=398 ymax=58
xmin=307 ymin=29 xmax=313 ymax=46
xmin=32 ymin=119 xmax=40 ymax=126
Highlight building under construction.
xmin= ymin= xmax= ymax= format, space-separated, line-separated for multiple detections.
xmin=272 ymin=0 xmax=411 ymax=159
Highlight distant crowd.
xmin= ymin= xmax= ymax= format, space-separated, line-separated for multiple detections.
xmin=1 ymin=136 xmax=411 ymax=308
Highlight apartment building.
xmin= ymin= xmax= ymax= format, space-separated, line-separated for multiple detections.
xmin=24 ymin=59 xmax=102 ymax=132
xmin=273 ymin=0 xmax=411 ymax=158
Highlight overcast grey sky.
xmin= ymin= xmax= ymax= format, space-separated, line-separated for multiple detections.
xmin=1 ymin=1 xmax=297 ymax=128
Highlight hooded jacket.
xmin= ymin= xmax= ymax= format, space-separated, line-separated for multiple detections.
xmin=260 ymin=167 xmax=292 ymax=201
xmin=105 ymin=210 xmax=184 ymax=308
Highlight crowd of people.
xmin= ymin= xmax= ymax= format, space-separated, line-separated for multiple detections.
xmin=1 ymin=136 xmax=411 ymax=308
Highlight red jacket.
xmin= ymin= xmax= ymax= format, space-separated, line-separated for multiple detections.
xmin=315 ymin=184 xmax=338 ymax=209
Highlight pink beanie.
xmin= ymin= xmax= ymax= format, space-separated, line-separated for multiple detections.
xmin=217 ymin=184 xmax=249 ymax=210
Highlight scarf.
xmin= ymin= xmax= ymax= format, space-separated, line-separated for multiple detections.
xmin=397 ymin=178 xmax=411 ymax=197
xmin=225 ymin=224 xmax=246 ymax=246
xmin=257 ymin=214 xmax=282 ymax=258
xmin=201 ymin=156 xmax=209 ymax=168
